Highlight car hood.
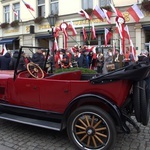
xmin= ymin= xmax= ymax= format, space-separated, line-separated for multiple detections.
xmin=0 ymin=70 xmax=14 ymax=79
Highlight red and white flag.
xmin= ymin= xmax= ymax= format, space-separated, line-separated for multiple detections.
xmin=130 ymin=39 xmax=136 ymax=61
xmin=124 ymin=25 xmax=130 ymax=41
xmin=22 ymin=0 xmax=34 ymax=11
xmin=102 ymin=9 xmax=112 ymax=24
xmin=54 ymin=37 xmax=58 ymax=51
xmin=104 ymin=28 xmax=113 ymax=46
xmin=91 ymin=23 xmax=96 ymax=39
xmin=78 ymin=9 xmax=91 ymax=20
xmin=110 ymin=3 xmax=123 ymax=17
xmin=115 ymin=22 xmax=123 ymax=39
xmin=2 ymin=44 xmax=7 ymax=56
xmin=93 ymin=5 xmax=105 ymax=21
xmin=82 ymin=26 xmax=87 ymax=41
xmin=127 ymin=4 xmax=144 ymax=23
xmin=12 ymin=7 xmax=18 ymax=16
xmin=53 ymin=27 xmax=60 ymax=38
xmin=68 ymin=21 xmax=77 ymax=36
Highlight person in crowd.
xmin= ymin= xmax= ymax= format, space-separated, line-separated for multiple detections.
xmin=123 ymin=47 xmax=134 ymax=66
xmin=103 ymin=49 xmax=114 ymax=74
xmin=0 ymin=52 xmax=11 ymax=70
xmin=78 ymin=49 xmax=89 ymax=68
xmin=113 ymin=49 xmax=123 ymax=70
xmin=96 ymin=51 xmax=104 ymax=74
xmin=9 ymin=51 xmax=19 ymax=70
xmin=88 ymin=51 xmax=93 ymax=69
xmin=61 ymin=49 xmax=70 ymax=68
xmin=32 ymin=49 xmax=45 ymax=68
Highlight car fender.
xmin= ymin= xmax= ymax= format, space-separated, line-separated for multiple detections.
xmin=62 ymin=93 xmax=130 ymax=133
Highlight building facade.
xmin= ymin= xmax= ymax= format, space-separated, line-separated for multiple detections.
xmin=0 ymin=0 xmax=150 ymax=56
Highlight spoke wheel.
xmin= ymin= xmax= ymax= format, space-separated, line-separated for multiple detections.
xmin=27 ymin=62 xmax=44 ymax=79
xmin=67 ymin=106 xmax=116 ymax=150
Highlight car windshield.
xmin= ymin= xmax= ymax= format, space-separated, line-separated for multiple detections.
xmin=14 ymin=46 xmax=50 ymax=75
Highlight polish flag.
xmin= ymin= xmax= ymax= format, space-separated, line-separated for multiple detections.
xmin=115 ymin=22 xmax=123 ymax=39
xmin=124 ymin=25 xmax=130 ymax=41
xmin=53 ymin=27 xmax=60 ymax=38
xmin=93 ymin=5 xmax=105 ymax=21
xmin=12 ymin=7 xmax=18 ymax=16
xmin=102 ymin=9 xmax=112 ymax=24
xmin=2 ymin=44 xmax=7 ymax=56
xmin=127 ymin=4 xmax=144 ymax=23
xmin=82 ymin=26 xmax=87 ymax=41
xmin=54 ymin=37 xmax=58 ymax=51
xmin=130 ymin=39 xmax=136 ymax=61
xmin=78 ymin=9 xmax=91 ymax=20
xmin=110 ymin=3 xmax=123 ymax=17
xmin=68 ymin=21 xmax=77 ymax=36
xmin=91 ymin=23 xmax=96 ymax=39
xmin=22 ymin=0 xmax=34 ymax=11
xmin=104 ymin=28 xmax=113 ymax=46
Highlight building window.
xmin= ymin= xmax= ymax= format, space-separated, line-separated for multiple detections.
xmin=13 ymin=3 xmax=20 ymax=21
xmin=38 ymin=0 xmax=45 ymax=17
xmin=50 ymin=0 xmax=58 ymax=15
xmin=4 ymin=5 xmax=10 ymax=22
xmin=82 ymin=0 xmax=93 ymax=9
xmin=99 ymin=0 xmax=111 ymax=7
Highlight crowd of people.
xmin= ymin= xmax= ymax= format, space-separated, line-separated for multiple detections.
xmin=0 ymin=45 xmax=149 ymax=75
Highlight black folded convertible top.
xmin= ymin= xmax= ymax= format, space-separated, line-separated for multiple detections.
xmin=90 ymin=63 xmax=150 ymax=84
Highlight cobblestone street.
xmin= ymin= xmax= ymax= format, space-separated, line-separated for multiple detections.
xmin=0 ymin=119 xmax=149 ymax=150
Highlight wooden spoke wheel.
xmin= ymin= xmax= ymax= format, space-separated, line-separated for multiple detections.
xmin=67 ymin=106 xmax=116 ymax=150
xmin=27 ymin=62 xmax=44 ymax=79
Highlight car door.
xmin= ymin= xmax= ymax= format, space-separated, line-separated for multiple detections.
xmin=14 ymin=78 xmax=41 ymax=109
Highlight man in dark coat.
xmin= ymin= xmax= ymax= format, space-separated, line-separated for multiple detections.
xmin=32 ymin=49 xmax=45 ymax=68
xmin=9 ymin=51 xmax=19 ymax=70
xmin=0 ymin=52 xmax=11 ymax=70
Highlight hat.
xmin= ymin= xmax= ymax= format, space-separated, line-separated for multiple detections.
xmin=61 ymin=49 xmax=66 ymax=53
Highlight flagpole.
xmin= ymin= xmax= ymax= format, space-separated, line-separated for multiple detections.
xmin=28 ymin=9 xmax=35 ymax=19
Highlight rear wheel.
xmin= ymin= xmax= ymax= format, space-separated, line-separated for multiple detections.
xmin=67 ymin=106 xmax=116 ymax=150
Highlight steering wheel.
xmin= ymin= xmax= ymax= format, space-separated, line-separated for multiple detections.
xmin=27 ymin=62 xmax=44 ymax=79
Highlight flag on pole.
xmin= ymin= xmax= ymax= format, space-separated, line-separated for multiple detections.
xmin=110 ymin=3 xmax=123 ymax=17
xmin=68 ymin=21 xmax=77 ymax=36
xmin=102 ymin=9 xmax=112 ymax=24
xmin=12 ymin=7 xmax=18 ymax=16
xmin=54 ymin=37 xmax=58 ymax=51
xmin=82 ymin=26 xmax=87 ymax=41
xmin=130 ymin=39 xmax=136 ymax=61
xmin=104 ymin=28 xmax=113 ymax=46
xmin=91 ymin=23 xmax=96 ymax=39
xmin=2 ymin=44 xmax=7 ymax=56
xmin=124 ymin=25 xmax=130 ymax=41
xmin=78 ymin=9 xmax=91 ymax=20
xmin=22 ymin=0 xmax=34 ymax=11
xmin=127 ymin=4 xmax=144 ymax=23
xmin=93 ymin=5 xmax=105 ymax=21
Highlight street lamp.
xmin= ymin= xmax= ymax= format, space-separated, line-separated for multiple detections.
xmin=47 ymin=14 xmax=57 ymax=73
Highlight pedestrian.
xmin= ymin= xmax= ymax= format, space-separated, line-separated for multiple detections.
xmin=60 ymin=49 xmax=70 ymax=69
xmin=32 ymin=49 xmax=45 ymax=68
xmin=0 ymin=52 xmax=11 ymax=70
xmin=113 ymin=49 xmax=123 ymax=70
xmin=9 ymin=51 xmax=19 ymax=70
xmin=96 ymin=51 xmax=104 ymax=74
xmin=103 ymin=49 xmax=114 ymax=74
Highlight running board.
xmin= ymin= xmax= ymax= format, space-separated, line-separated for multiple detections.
xmin=0 ymin=113 xmax=61 ymax=131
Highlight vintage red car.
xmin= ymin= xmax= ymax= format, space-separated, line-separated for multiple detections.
xmin=0 ymin=46 xmax=150 ymax=150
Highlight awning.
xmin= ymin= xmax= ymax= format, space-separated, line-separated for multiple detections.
xmin=35 ymin=34 xmax=53 ymax=39
xmin=142 ymin=25 xmax=150 ymax=30
xmin=0 ymin=37 xmax=18 ymax=45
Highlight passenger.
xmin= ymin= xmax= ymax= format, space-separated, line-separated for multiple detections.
xmin=18 ymin=51 xmax=28 ymax=70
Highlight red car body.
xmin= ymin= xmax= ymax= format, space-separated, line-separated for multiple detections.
xmin=0 ymin=46 xmax=149 ymax=150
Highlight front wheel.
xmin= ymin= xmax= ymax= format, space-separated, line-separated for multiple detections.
xmin=67 ymin=106 xmax=116 ymax=150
